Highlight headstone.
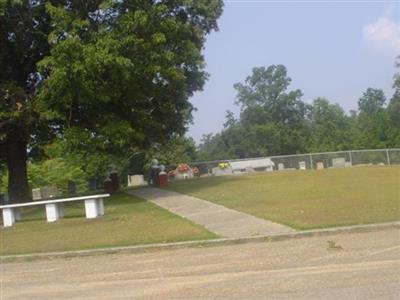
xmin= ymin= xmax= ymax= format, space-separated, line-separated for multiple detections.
xmin=175 ymin=169 xmax=193 ymax=180
xmin=67 ymin=181 xmax=77 ymax=194
xmin=110 ymin=171 xmax=119 ymax=191
xmin=174 ymin=163 xmax=194 ymax=180
xmin=32 ymin=188 xmax=42 ymax=200
xmin=332 ymin=157 xmax=346 ymax=168
xmin=104 ymin=177 xmax=113 ymax=194
xmin=316 ymin=162 xmax=324 ymax=170
xmin=41 ymin=186 xmax=59 ymax=199
xmin=88 ymin=178 xmax=97 ymax=191
xmin=3 ymin=193 xmax=9 ymax=205
xmin=278 ymin=163 xmax=285 ymax=171
xmin=345 ymin=162 xmax=352 ymax=168
xmin=0 ymin=193 xmax=5 ymax=205
xmin=150 ymin=159 xmax=160 ymax=186
xmin=127 ymin=175 xmax=146 ymax=187
xmin=266 ymin=165 xmax=273 ymax=172
xmin=212 ymin=166 xmax=233 ymax=176
xmin=299 ymin=161 xmax=306 ymax=170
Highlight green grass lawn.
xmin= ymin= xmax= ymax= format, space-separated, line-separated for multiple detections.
xmin=167 ymin=166 xmax=400 ymax=230
xmin=0 ymin=193 xmax=216 ymax=255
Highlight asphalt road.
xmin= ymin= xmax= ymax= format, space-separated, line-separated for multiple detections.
xmin=2 ymin=228 xmax=400 ymax=299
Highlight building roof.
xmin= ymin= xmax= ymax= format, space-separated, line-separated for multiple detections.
xmin=229 ymin=158 xmax=275 ymax=170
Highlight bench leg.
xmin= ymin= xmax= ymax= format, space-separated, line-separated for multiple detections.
xmin=84 ymin=199 xmax=99 ymax=219
xmin=45 ymin=203 xmax=60 ymax=222
xmin=2 ymin=208 xmax=15 ymax=227
xmin=96 ymin=198 xmax=104 ymax=216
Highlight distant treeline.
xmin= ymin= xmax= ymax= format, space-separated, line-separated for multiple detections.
xmin=195 ymin=63 xmax=400 ymax=161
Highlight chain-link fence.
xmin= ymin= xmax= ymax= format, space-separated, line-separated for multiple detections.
xmin=166 ymin=148 xmax=400 ymax=178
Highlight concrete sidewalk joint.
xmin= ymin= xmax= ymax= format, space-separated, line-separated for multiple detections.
xmin=128 ymin=187 xmax=294 ymax=237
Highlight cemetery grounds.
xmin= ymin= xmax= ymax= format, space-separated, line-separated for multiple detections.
xmin=167 ymin=166 xmax=400 ymax=229
xmin=1 ymin=165 xmax=399 ymax=255
xmin=0 ymin=193 xmax=216 ymax=255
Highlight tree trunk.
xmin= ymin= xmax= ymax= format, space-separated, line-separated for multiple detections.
xmin=6 ymin=141 xmax=30 ymax=203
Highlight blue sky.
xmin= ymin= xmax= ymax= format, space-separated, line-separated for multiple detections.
xmin=187 ymin=0 xmax=400 ymax=142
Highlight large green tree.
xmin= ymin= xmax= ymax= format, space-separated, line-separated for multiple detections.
xmin=235 ymin=65 xmax=310 ymax=155
xmin=198 ymin=65 xmax=312 ymax=160
xmin=0 ymin=0 xmax=223 ymax=203
xmin=309 ymin=98 xmax=351 ymax=152
xmin=353 ymin=88 xmax=390 ymax=149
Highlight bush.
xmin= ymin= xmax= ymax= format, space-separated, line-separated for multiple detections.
xmin=28 ymin=158 xmax=87 ymax=194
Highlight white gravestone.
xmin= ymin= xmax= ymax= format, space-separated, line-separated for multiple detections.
xmin=278 ymin=163 xmax=285 ymax=171
xmin=332 ymin=158 xmax=346 ymax=168
xmin=299 ymin=161 xmax=306 ymax=170
xmin=212 ymin=167 xmax=233 ymax=176
xmin=316 ymin=162 xmax=324 ymax=170
xmin=127 ymin=175 xmax=146 ymax=187
xmin=32 ymin=188 xmax=42 ymax=200
xmin=175 ymin=169 xmax=194 ymax=180
xmin=41 ymin=186 xmax=59 ymax=199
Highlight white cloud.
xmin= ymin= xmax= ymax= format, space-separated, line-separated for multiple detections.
xmin=363 ymin=13 xmax=400 ymax=54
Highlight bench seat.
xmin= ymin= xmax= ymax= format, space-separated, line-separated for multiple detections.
xmin=0 ymin=194 xmax=110 ymax=227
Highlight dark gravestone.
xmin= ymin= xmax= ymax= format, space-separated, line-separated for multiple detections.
xmin=110 ymin=171 xmax=119 ymax=191
xmin=67 ymin=180 xmax=77 ymax=194
xmin=88 ymin=178 xmax=97 ymax=191
xmin=104 ymin=177 xmax=113 ymax=194
xmin=0 ymin=193 xmax=6 ymax=205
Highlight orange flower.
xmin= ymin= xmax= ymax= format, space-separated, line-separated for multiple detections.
xmin=177 ymin=163 xmax=190 ymax=173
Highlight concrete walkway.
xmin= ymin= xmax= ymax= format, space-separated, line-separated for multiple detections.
xmin=129 ymin=188 xmax=293 ymax=238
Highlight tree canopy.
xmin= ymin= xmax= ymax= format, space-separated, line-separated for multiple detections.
xmin=198 ymin=62 xmax=400 ymax=161
xmin=0 ymin=0 xmax=223 ymax=202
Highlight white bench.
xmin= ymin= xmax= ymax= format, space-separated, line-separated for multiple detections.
xmin=0 ymin=194 xmax=110 ymax=227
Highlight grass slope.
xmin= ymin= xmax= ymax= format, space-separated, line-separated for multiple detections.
xmin=0 ymin=193 xmax=216 ymax=255
xmin=167 ymin=166 xmax=400 ymax=230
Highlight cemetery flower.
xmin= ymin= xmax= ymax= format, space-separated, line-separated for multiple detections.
xmin=168 ymin=170 xmax=176 ymax=178
xmin=177 ymin=163 xmax=190 ymax=173
xmin=218 ymin=162 xmax=230 ymax=169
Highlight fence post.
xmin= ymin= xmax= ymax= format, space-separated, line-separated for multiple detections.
xmin=386 ymin=149 xmax=391 ymax=165
xmin=309 ymin=154 xmax=313 ymax=169
xmin=349 ymin=151 xmax=353 ymax=166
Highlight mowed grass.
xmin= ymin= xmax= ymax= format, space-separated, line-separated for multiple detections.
xmin=167 ymin=166 xmax=400 ymax=230
xmin=0 ymin=193 xmax=216 ymax=255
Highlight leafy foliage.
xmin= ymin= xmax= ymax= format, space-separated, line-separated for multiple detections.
xmin=145 ymin=136 xmax=197 ymax=167
xmin=309 ymin=98 xmax=351 ymax=152
xmin=0 ymin=0 xmax=223 ymax=201
xmin=198 ymin=63 xmax=400 ymax=161
xmin=28 ymin=158 xmax=87 ymax=193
